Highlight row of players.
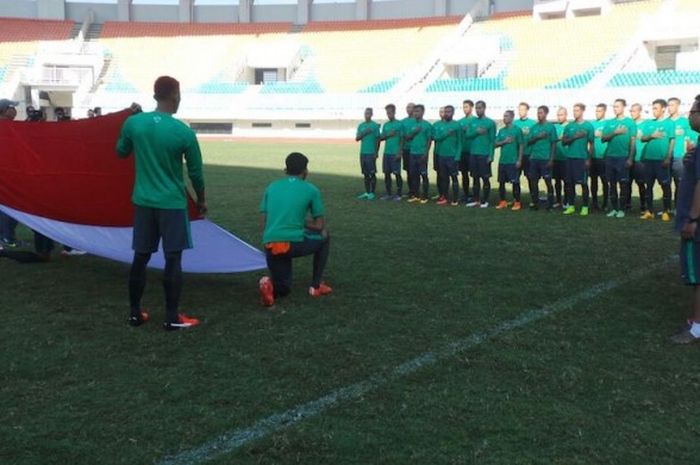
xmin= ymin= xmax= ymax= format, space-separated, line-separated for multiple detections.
xmin=355 ymin=98 xmax=698 ymax=219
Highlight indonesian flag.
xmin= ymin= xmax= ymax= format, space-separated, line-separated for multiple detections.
xmin=0 ymin=110 xmax=265 ymax=273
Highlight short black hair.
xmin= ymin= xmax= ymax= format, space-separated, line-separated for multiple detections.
xmin=285 ymin=152 xmax=309 ymax=175
xmin=463 ymin=99 xmax=474 ymax=106
xmin=385 ymin=104 xmax=396 ymax=111
xmin=414 ymin=104 xmax=425 ymax=111
xmin=574 ymin=103 xmax=586 ymax=111
xmin=596 ymin=103 xmax=607 ymax=110
xmin=614 ymin=98 xmax=627 ymax=106
xmin=538 ymin=105 xmax=549 ymax=114
xmin=444 ymin=105 xmax=454 ymax=111
xmin=653 ymin=98 xmax=668 ymax=108
xmin=476 ymin=100 xmax=486 ymax=107
xmin=668 ymin=97 xmax=680 ymax=104
xmin=504 ymin=110 xmax=514 ymax=117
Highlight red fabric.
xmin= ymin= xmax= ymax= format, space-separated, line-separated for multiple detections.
xmin=0 ymin=110 xmax=200 ymax=227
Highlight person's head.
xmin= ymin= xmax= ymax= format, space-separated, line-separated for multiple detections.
xmin=475 ymin=100 xmax=486 ymax=118
xmin=652 ymin=98 xmax=667 ymax=120
xmin=443 ymin=105 xmax=454 ymax=121
xmin=595 ymin=103 xmax=607 ymax=120
xmin=630 ymin=103 xmax=642 ymax=120
xmin=364 ymin=107 xmax=373 ymax=121
xmin=613 ymin=99 xmax=626 ymax=117
xmin=503 ymin=110 xmax=514 ymax=125
xmin=0 ymin=99 xmax=18 ymax=120
xmin=87 ymin=108 xmax=95 ymax=118
xmin=93 ymin=106 xmax=102 ymax=116
xmin=537 ymin=105 xmax=549 ymax=122
xmin=285 ymin=152 xmax=309 ymax=179
xmin=385 ymin=103 xmax=396 ymax=120
xmin=413 ymin=104 xmax=425 ymax=120
xmin=556 ymin=106 xmax=567 ymax=124
xmin=439 ymin=106 xmax=445 ymax=120
xmin=518 ymin=102 xmax=530 ymax=119
xmin=573 ymin=103 xmax=585 ymax=121
xmin=462 ymin=99 xmax=474 ymax=116
xmin=689 ymin=95 xmax=700 ymax=132
xmin=668 ymin=97 xmax=681 ymax=117
xmin=54 ymin=107 xmax=65 ymax=121
xmin=405 ymin=102 xmax=415 ymax=117
xmin=153 ymin=76 xmax=181 ymax=114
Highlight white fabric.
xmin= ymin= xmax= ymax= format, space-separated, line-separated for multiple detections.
xmin=0 ymin=204 xmax=266 ymax=274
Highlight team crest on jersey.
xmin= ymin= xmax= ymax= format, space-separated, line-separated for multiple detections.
xmin=153 ymin=116 xmax=162 ymax=123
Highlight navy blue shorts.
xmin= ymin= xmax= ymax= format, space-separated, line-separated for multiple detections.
xmin=360 ymin=156 xmax=377 ymax=176
xmin=605 ymin=157 xmax=630 ymax=184
xmin=631 ymin=161 xmax=646 ymax=183
xmin=133 ymin=206 xmax=192 ymax=254
xmin=459 ymin=151 xmax=471 ymax=172
xmin=469 ymin=154 xmax=492 ymax=178
xmin=521 ymin=155 xmax=531 ymax=176
xmin=672 ymin=158 xmax=684 ymax=182
xmin=644 ymin=159 xmax=671 ymax=185
xmin=590 ymin=158 xmax=606 ymax=179
xmin=409 ymin=155 xmax=428 ymax=176
xmin=402 ymin=149 xmax=411 ymax=172
xmin=438 ymin=157 xmax=459 ymax=176
xmin=553 ymin=160 xmax=566 ymax=181
xmin=680 ymin=240 xmax=700 ymax=285
xmin=565 ymin=159 xmax=588 ymax=185
xmin=529 ymin=159 xmax=551 ymax=180
xmin=498 ymin=163 xmax=519 ymax=184
xmin=383 ymin=155 xmax=401 ymax=174
xmin=433 ymin=152 xmax=440 ymax=171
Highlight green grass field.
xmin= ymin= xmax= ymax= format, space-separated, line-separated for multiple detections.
xmin=2 ymin=140 xmax=699 ymax=465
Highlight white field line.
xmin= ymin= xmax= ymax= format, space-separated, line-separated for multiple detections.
xmin=157 ymin=257 xmax=675 ymax=465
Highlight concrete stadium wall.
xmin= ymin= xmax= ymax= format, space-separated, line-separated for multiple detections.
xmin=310 ymin=3 xmax=357 ymax=22
xmin=371 ymin=0 xmax=437 ymax=20
xmin=252 ymin=4 xmax=297 ymax=23
xmin=193 ymin=5 xmax=239 ymax=23
xmin=130 ymin=4 xmax=179 ymax=22
xmin=1 ymin=0 xmax=37 ymax=18
xmin=65 ymin=2 xmax=117 ymax=24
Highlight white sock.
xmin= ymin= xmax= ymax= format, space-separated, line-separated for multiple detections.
xmin=690 ymin=322 xmax=700 ymax=338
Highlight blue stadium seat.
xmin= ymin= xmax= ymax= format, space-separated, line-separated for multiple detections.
xmin=608 ymin=70 xmax=700 ymax=87
xmin=426 ymin=76 xmax=506 ymax=92
xmin=259 ymin=80 xmax=324 ymax=94
xmin=358 ymin=77 xmax=399 ymax=93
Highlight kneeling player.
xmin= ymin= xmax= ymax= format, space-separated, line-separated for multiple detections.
xmin=494 ymin=110 xmax=523 ymax=210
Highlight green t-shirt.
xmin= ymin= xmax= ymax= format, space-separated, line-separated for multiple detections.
xmin=401 ymin=117 xmax=415 ymax=150
xmin=406 ymin=119 xmax=433 ymax=155
xmin=356 ymin=121 xmax=380 ymax=156
xmin=555 ymin=122 xmax=568 ymax=161
xmin=434 ymin=120 xmax=462 ymax=160
xmin=260 ymin=176 xmax=325 ymax=244
xmin=529 ymin=122 xmax=558 ymax=161
xmin=116 ymin=111 xmax=204 ymax=210
xmin=641 ymin=118 xmax=674 ymax=161
xmin=513 ymin=117 xmax=536 ymax=156
xmin=496 ymin=125 xmax=523 ymax=165
xmin=633 ymin=120 xmax=646 ymax=162
xmin=670 ymin=116 xmax=692 ymax=159
xmin=467 ymin=116 xmax=496 ymax=158
xmin=603 ymin=117 xmax=637 ymax=158
xmin=433 ymin=120 xmax=444 ymax=155
xmin=381 ymin=119 xmax=403 ymax=156
xmin=591 ymin=119 xmax=608 ymax=160
xmin=458 ymin=115 xmax=476 ymax=153
xmin=563 ymin=121 xmax=594 ymax=159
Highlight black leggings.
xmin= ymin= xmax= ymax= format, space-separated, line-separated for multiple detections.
xmin=129 ymin=251 xmax=183 ymax=323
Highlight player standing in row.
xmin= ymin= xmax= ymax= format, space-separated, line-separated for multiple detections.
xmin=405 ymin=104 xmax=433 ymax=204
xmin=379 ymin=104 xmax=404 ymax=200
xmin=527 ymin=106 xmax=557 ymax=210
xmin=433 ymin=107 xmax=446 ymax=200
xmin=401 ymin=102 xmax=415 ymax=198
xmin=514 ymin=102 xmax=536 ymax=181
xmin=561 ymin=103 xmax=594 ymax=216
xmin=458 ymin=100 xmax=475 ymax=203
xmin=590 ymin=103 xmax=609 ymax=211
xmin=640 ymin=99 xmax=675 ymax=222
xmin=553 ymin=107 xmax=569 ymax=208
xmin=434 ymin=105 xmax=462 ymax=206
xmin=601 ymin=99 xmax=636 ymax=219
xmin=465 ymin=101 xmax=496 ymax=208
xmin=668 ymin=97 xmax=697 ymax=210
xmin=355 ymin=107 xmax=380 ymax=200
xmin=628 ymin=102 xmax=647 ymax=212
xmin=494 ymin=110 xmax=524 ymax=210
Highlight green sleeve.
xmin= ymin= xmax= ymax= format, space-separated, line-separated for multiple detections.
xmin=549 ymin=125 xmax=558 ymax=143
xmin=116 ymin=118 xmax=132 ymax=158
xmin=489 ymin=122 xmax=496 ymax=158
xmin=185 ymin=132 xmax=205 ymax=193
xmin=310 ymin=187 xmax=325 ymax=218
xmin=356 ymin=124 xmax=363 ymax=139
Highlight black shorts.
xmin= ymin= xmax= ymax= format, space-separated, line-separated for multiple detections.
xmin=409 ymin=155 xmax=428 ymax=176
xmin=644 ymin=159 xmax=671 ymax=185
xmin=529 ymin=159 xmax=551 ymax=180
xmin=521 ymin=155 xmax=531 ymax=176
xmin=383 ymin=155 xmax=401 ymax=175
xmin=498 ymin=163 xmax=519 ymax=184
xmin=459 ymin=151 xmax=471 ymax=173
xmin=631 ymin=161 xmax=646 ymax=183
xmin=565 ymin=159 xmax=588 ymax=185
xmin=133 ymin=205 xmax=192 ymax=254
xmin=402 ymin=149 xmax=411 ymax=172
xmin=438 ymin=157 xmax=459 ymax=177
xmin=680 ymin=239 xmax=700 ymax=285
xmin=552 ymin=160 xmax=566 ymax=181
xmin=590 ymin=158 xmax=606 ymax=178
xmin=360 ymin=156 xmax=377 ymax=176
xmin=605 ymin=157 xmax=630 ymax=184
xmin=469 ymin=154 xmax=492 ymax=178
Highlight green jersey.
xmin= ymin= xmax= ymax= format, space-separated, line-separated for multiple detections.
xmin=670 ymin=116 xmax=692 ymax=159
xmin=513 ymin=117 xmax=536 ymax=155
xmin=555 ymin=122 xmax=568 ymax=161
xmin=603 ymin=117 xmax=637 ymax=158
xmin=405 ymin=119 xmax=433 ymax=155
xmin=458 ymin=115 xmax=476 ymax=153
xmin=260 ymin=176 xmax=325 ymax=244
xmin=381 ymin=119 xmax=403 ymax=156
xmin=529 ymin=121 xmax=558 ymax=161
xmin=641 ymin=118 xmax=674 ymax=161
xmin=116 ymin=111 xmax=204 ymax=210
xmin=563 ymin=120 xmax=594 ymax=159
xmin=433 ymin=120 xmax=444 ymax=156
xmin=496 ymin=125 xmax=523 ymax=165
xmin=356 ymin=120 xmax=380 ymax=156
xmin=434 ymin=119 xmax=462 ymax=160
xmin=591 ymin=119 xmax=608 ymax=159
xmin=633 ymin=119 xmax=646 ymax=162
xmin=401 ymin=117 xmax=415 ymax=150
xmin=466 ymin=116 xmax=496 ymax=158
